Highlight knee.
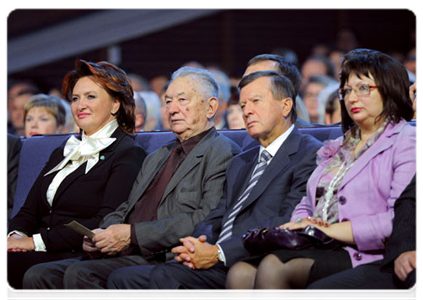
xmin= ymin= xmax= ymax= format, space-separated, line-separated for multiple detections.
xmin=107 ymin=268 xmax=127 ymax=289
xmin=257 ymin=254 xmax=284 ymax=277
xmin=23 ymin=264 xmax=54 ymax=289
xmin=226 ymin=262 xmax=256 ymax=289
xmin=63 ymin=262 xmax=86 ymax=289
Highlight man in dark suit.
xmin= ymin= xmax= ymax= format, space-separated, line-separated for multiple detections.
xmin=23 ymin=67 xmax=241 ymax=289
xmin=107 ymin=70 xmax=322 ymax=289
xmin=7 ymin=133 xmax=22 ymax=223
xmin=308 ymin=174 xmax=416 ymax=289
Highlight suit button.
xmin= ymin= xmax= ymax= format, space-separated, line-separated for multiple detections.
xmin=339 ymin=196 xmax=347 ymax=205
xmin=353 ymin=252 xmax=362 ymax=261
xmin=47 ymin=227 xmax=51 ymax=231
xmin=49 ymin=210 xmax=52 ymax=214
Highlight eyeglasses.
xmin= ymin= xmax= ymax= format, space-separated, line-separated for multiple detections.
xmin=338 ymin=84 xmax=378 ymax=101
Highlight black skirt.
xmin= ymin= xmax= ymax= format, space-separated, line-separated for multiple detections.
xmin=244 ymin=248 xmax=352 ymax=285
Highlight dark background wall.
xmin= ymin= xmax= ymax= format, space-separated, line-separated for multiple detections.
xmin=8 ymin=9 xmax=416 ymax=93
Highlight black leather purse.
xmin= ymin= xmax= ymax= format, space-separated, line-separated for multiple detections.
xmin=242 ymin=225 xmax=343 ymax=255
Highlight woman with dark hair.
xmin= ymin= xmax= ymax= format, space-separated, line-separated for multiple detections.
xmin=226 ymin=49 xmax=416 ymax=289
xmin=7 ymin=59 xmax=147 ymax=288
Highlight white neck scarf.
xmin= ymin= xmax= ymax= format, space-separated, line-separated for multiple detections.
xmin=45 ymin=119 xmax=119 ymax=176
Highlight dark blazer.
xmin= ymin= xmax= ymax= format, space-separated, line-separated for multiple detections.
xmin=192 ymin=127 xmax=323 ymax=267
xmin=8 ymin=128 xmax=146 ymax=252
xmin=8 ymin=133 xmax=22 ymax=222
xmin=381 ymin=174 xmax=416 ymax=270
xmin=100 ymin=127 xmax=241 ymax=259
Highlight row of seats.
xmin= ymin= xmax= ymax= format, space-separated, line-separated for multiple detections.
xmin=12 ymin=125 xmax=346 ymax=218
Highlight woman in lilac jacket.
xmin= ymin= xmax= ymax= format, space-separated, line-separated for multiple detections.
xmin=226 ymin=49 xmax=416 ymax=289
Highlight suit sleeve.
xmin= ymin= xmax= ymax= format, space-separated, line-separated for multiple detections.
xmin=381 ymin=175 xmax=416 ymax=270
xmin=133 ymin=139 xmax=240 ymax=258
xmin=40 ymin=145 xmax=146 ymax=252
xmin=8 ymin=147 xmax=62 ymax=235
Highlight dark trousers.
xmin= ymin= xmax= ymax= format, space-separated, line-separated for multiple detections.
xmin=148 ymin=259 xmax=228 ymax=289
xmin=107 ymin=260 xmax=228 ymax=300
xmin=307 ymin=260 xmax=416 ymax=289
xmin=8 ymin=250 xmax=83 ymax=289
xmin=23 ymin=255 xmax=154 ymax=300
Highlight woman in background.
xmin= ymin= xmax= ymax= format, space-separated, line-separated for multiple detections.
xmin=24 ymin=94 xmax=66 ymax=137
xmin=8 ymin=59 xmax=147 ymax=288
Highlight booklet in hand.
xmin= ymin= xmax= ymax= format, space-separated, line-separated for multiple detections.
xmin=65 ymin=221 xmax=95 ymax=239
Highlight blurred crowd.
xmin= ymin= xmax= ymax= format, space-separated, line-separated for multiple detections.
xmin=7 ymin=32 xmax=416 ymax=138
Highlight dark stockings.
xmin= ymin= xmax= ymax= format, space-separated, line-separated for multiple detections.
xmin=226 ymin=254 xmax=315 ymax=289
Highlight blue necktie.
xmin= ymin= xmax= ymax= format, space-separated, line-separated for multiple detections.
xmin=217 ymin=150 xmax=272 ymax=243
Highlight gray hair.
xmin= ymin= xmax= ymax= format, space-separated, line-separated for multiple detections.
xmin=170 ymin=66 xmax=219 ymax=100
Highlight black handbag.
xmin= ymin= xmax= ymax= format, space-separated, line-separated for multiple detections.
xmin=242 ymin=225 xmax=343 ymax=255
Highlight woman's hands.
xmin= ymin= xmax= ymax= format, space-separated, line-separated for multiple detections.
xmin=7 ymin=234 xmax=35 ymax=252
xmin=280 ymin=217 xmax=329 ymax=231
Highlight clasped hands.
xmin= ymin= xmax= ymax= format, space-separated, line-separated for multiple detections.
xmin=7 ymin=234 xmax=35 ymax=252
xmin=172 ymin=235 xmax=219 ymax=270
xmin=83 ymin=224 xmax=131 ymax=257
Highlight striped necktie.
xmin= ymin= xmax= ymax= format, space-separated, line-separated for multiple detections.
xmin=217 ymin=149 xmax=272 ymax=244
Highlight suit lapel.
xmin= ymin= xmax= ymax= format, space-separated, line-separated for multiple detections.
xmin=160 ymin=128 xmax=219 ymax=203
xmin=124 ymin=144 xmax=172 ymax=215
xmin=238 ymin=128 xmax=302 ymax=213
xmin=339 ymin=121 xmax=403 ymax=189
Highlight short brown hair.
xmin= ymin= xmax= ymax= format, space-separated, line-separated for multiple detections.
xmin=62 ymin=59 xmax=136 ymax=134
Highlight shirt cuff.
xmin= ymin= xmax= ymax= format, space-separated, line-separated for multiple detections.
xmin=216 ymin=243 xmax=227 ymax=266
xmin=8 ymin=230 xmax=27 ymax=238
xmin=32 ymin=233 xmax=47 ymax=252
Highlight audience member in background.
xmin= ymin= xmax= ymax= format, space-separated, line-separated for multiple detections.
xmin=128 ymin=73 xmax=151 ymax=92
xmin=7 ymin=59 xmax=147 ymax=288
xmin=404 ymin=55 xmax=420 ymax=78
xmin=143 ymin=71 xmax=322 ymax=289
xmin=244 ymin=53 xmax=313 ymax=127
xmin=149 ymin=74 xmax=169 ymax=97
xmin=226 ymin=48 xmax=416 ymax=289
xmin=226 ymin=86 xmax=244 ymax=129
xmin=308 ymin=174 xmax=416 ymax=289
xmin=7 ymin=134 xmax=22 ymax=224
xmin=316 ymin=83 xmax=341 ymax=125
xmin=23 ymin=66 xmax=241 ymax=289
xmin=134 ymin=92 xmax=148 ymax=132
xmin=8 ymin=82 xmax=41 ymax=136
xmin=329 ymin=48 xmax=345 ymax=78
xmin=159 ymin=81 xmax=171 ymax=130
xmin=58 ymin=98 xmax=76 ymax=133
xmin=271 ymin=47 xmax=300 ymax=67
xmin=335 ymin=28 xmax=360 ymax=52
xmin=409 ymin=81 xmax=416 ymax=119
xmin=141 ymin=91 xmax=163 ymax=131
xmin=300 ymin=74 xmax=338 ymax=124
xmin=208 ymin=68 xmax=231 ymax=129
xmin=23 ymin=94 xmax=66 ymax=138
xmin=324 ymin=90 xmax=342 ymax=125
xmin=301 ymin=55 xmax=336 ymax=87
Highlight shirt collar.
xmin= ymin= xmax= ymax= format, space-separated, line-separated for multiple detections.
xmin=177 ymin=127 xmax=213 ymax=156
xmin=259 ymin=124 xmax=295 ymax=162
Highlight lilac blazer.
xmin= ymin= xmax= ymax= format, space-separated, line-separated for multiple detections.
xmin=291 ymin=119 xmax=416 ymax=268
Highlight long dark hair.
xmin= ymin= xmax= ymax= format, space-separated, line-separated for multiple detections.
xmin=339 ymin=49 xmax=414 ymax=133
xmin=62 ymin=59 xmax=136 ymax=134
